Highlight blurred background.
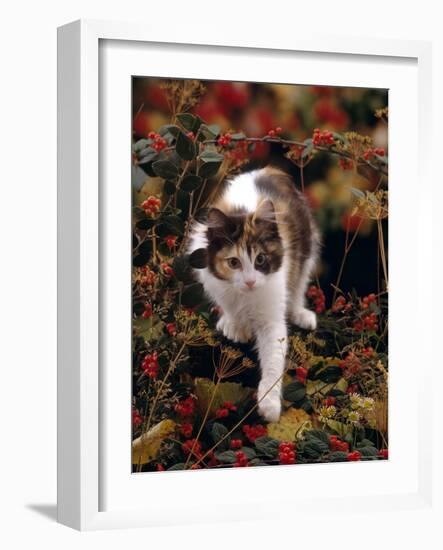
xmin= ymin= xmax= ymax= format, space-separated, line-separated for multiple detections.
xmin=133 ymin=78 xmax=388 ymax=302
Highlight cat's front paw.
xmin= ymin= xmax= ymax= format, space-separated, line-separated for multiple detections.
xmin=216 ymin=315 xmax=252 ymax=343
xmin=257 ymin=393 xmax=282 ymax=423
xmin=257 ymin=381 xmax=282 ymax=422
xmin=291 ymin=307 xmax=317 ymax=331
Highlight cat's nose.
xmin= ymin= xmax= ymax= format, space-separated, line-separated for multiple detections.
xmin=245 ymin=280 xmax=256 ymax=289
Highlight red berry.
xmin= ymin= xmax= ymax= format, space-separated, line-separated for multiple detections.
xmin=379 ymin=448 xmax=388 ymax=459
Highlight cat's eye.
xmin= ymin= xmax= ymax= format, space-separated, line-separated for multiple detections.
xmin=255 ymin=253 xmax=266 ymax=266
xmin=227 ymin=257 xmax=241 ymax=269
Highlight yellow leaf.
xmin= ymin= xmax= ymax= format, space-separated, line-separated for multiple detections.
xmin=326 ymin=419 xmax=352 ymax=437
xmin=194 ymin=377 xmax=252 ymax=416
xmin=132 ymin=419 xmax=176 ymax=465
xmin=306 ymin=377 xmax=348 ymax=397
xmin=268 ymin=408 xmax=311 ymax=441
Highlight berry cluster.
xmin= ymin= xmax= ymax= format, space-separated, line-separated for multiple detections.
xmin=242 ymin=424 xmax=267 ymax=443
xmin=279 ymin=441 xmax=296 ymax=464
xmin=180 ymin=423 xmax=193 ymax=438
xmin=215 ymin=401 xmax=238 ymax=419
xmin=338 ymin=157 xmax=354 ymax=171
xmin=361 ymin=293 xmax=377 ymax=309
xmin=174 ymin=396 xmax=195 ymax=417
xmin=217 ymin=133 xmax=232 ymax=147
xmin=142 ymin=302 xmax=153 ymax=319
xmin=132 ymin=408 xmax=143 ymax=428
xmin=147 ymin=131 xmax=168 ymax=152
xmin=324 ymin=396 xmax=336 ymax=407
xmin=354 ymin=311 xmax=378 ymax=332
xmin=267 ymin=127 xmax=282 ymax=138
xmin=379 ymin=448 xmax=388 ymax=459
xmin=312 ymin=128 xmax=334 ymax=146
xmin=363 ymin=147 xmax=385 ymax=160
xmin=182 ymin=438 xmax=202 ymax=459
xmin=139 ymin=266 xmax=156 ymax=286
xmin=331 ymin=295 xmax=352 ymax=313
xmin=141 ymin=196 xmax=161 ymax=217
xmin=234 ymin=450 xmax=249 ymax=467
xmin=161 ymin=262 xmax=174 ymax=278
xmin=339 ymin=352 xmax=361 ymax=376
xmin=164 ymin=235 xmax=177 ymax=250
xmin=361 ymin=346 xmax=375 ymax=358
xmin=166 ymin=322 xmax=176 ymax=336
xmin=142 ymin=351 xmax=159 ymax=379
xmin=329 ymin=435 xmax=349 ymax=453
xmin=230 ymin=439 xmax=243 ymax=449
xmin=295 ymin=366 xmax=308 ymax=384
xmin=347 ymin=450 xmax=362 ymax=461
xmin=307 ymin=285 xmax=326 ymax=313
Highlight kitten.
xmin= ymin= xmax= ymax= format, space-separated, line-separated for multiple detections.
xmin=188 ymin=167 xmax=320 ymax=422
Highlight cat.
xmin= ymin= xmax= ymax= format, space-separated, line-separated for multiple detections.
xmin=188 ymin=166 xmax=320 ymax=422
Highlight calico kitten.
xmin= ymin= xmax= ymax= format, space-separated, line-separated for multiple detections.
xmin=188 ymin=167 xmax=320 ymax=422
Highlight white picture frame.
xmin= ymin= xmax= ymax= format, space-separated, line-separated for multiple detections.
xmin=57 ymin=19 xmax=434 ymax=531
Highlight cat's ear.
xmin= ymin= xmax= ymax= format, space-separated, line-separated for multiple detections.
xmin=255 ymin=199 xmax=276 ymax=222
xmin=206 ymin=208 xmax=229 ymax=229
xmin=189 ymin=248 xmax=208 ymax=269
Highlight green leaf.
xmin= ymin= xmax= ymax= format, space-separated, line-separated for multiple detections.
xmin=358 ymin=446 xmax=379 ymax=459
xmin=181 ymin=175 xmax=202 ymax=192
xmin=302 ymin=138 xmax=314 ymax=159
xmin=152 ymin=160 xmax=179 ymax=180
xmin=254 ymin=436 xmax=280 ymax=458
xmin=199 ymin=161 xmax=222 ymax=178
xmin=283 ymin=381 xmax=306 ymax=404
xmin=176 ymin=131 xmax=196 ymax=161
xmin=132 ymin=164 xmax=147 ymax=191
xmin=200 ymin=124 xmax=221 ymax=139
xmin=137 ymin=147 xmax=158 ymax=164
xmin=356 ymin=438 xmax=376 ymax=449
xmin=177 ymin=113 xmax=202 ymax=133
xmin=133 ymin=139 xmax=150 ymax=153
xmin=316 ymin=366 xmax=342 ymax=384
xmin=163 ymin=180 xmax=177 ymax=195
xmin=136 ymin=217 xmax=157 ymax=230
xmin=199 ymin=150 xmax=225 ymax=162
xmin=304 ymin=430 xmax=330 ymax=446
xmin=156 ymin=215 xmax=184 ymax=236
xmin=159 ymin=124 xmax=180 ymax=138
xmin=329 ymin=451 xmax=348 ymax=462
xmin=214 ymin=450 xmax=237 ymax=464
xmin=168 ymin=463 xmax=186 ymax=471
xmin=240 ymin=447 xmax=257 ymax=460
xmin=212 ymin=422 xmax=230 ymax=451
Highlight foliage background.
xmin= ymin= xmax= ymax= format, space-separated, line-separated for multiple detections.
xmin=131 ymin=78 xmax=388 ymax=472
xmin=133 ymin=79 xmax=388 ymax=300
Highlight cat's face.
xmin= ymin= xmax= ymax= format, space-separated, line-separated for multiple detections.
xmin=201 ymin=200 xmax=283 ymax=292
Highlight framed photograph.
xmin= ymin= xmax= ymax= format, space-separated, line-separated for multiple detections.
xmin=57 ymin=20 xmax=433 ymax=530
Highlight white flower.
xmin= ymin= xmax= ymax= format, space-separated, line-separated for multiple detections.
xmin=347 ymin=410 xmax=361 ymax=425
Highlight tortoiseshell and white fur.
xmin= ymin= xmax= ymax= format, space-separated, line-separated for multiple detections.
xmin=188 ymin=167 xmax=320 ymax=422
